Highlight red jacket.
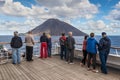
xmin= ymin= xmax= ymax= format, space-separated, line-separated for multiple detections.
xmin=82 ymin=40 xmax=87 ymax=50
xmin=60 ymin=36 xmax=66 ymax=41
xmin=59 ymin=36 xmax=66 ymax=45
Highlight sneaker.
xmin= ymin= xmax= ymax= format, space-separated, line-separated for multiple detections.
xmin=92 ymin=69 xmax=99 ymax=73
xmin=69 ymin=62 xmax=74 ymax=64
xmin=80 ymin=63 xmax=84 ymax=67
xmin=65 ymin=62 xmax=69 ymax=64
xmin=87 ymin=68 xmax=92 ymax=71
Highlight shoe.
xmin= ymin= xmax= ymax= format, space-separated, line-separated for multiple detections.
xmin=101 ymin=71 xmax=108 ymax=74
xmin=65 ymin=62 xmax=69 ymax=64
xmin=31 ymin=59 xmax=34 ymax=61
xmin=87 ymin=68 xmax=92 ymax=71
xmin=12 ymin=63 xmax=16 ymax=65
xmin=92 ymin=69 xmax=99 ymax=73
xmin=80 ymin=63 xmax=84 ymax=67
xmin=69 ymin=62 xmax=74 ymax=64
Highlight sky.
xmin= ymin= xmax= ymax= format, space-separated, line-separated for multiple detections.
xmin=0 ymin=0 xmax=120 ymax=35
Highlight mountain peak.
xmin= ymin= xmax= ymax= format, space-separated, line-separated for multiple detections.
xmin=31 ymin=18 xmax=87 ymax=36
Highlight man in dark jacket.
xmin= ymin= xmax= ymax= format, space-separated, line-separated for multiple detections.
xmin=99 ymin=32 xmax=111 ymax=74
xmin=10 ymin=31 xmax=23 ymax=64
xmin=66 ymin=32 xmax=75 ymax=64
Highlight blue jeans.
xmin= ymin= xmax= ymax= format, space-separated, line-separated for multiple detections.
xmin=12 ymin=48 xmax=21 ymax=64
xmin=99 ymin=50 xmax=109 ymax=74
xmin=60 ymin=45 xmax=67 ymax=59
xmin=48 ymin=46 xmax=51 ymax=57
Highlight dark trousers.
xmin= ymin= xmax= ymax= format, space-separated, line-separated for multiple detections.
xmin=99 ymin=50 xmax=109 ymax=74
xmin=87 ymin=53 xmax=96 ymax=69
xmin=48 ymin=46 xmax=51 ymax=57
xmin=81 ymin=50 xmax=87 ymax=65
xmin=26 ymin=46 xmax=33 ymax=61
xmin=60 ymin=45 xmax=67 ymax=59
xmin=66 ymin=49 xmax=74 ymax=63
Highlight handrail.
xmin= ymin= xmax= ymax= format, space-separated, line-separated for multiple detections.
xmin=0 ymin=42 xmax=120 ymax=50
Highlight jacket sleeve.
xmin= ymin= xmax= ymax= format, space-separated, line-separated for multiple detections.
xmin=73 ymin=38 xmax=75 ymax=45
xmin=98 ymin=39 xmax=104 ymax=50
xmin=31 ymin=36 xmax=35 ymax=45
xmin=10 ymin=38 xmax=14 ymax=48
xmin=40 ymin=36 xmax=42 ymax=43
xmin=20 ymin=37 xmax=23 ymax=47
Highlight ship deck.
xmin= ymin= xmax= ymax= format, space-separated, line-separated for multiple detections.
xmin=0 ymin=56 xmax=120 ymax=80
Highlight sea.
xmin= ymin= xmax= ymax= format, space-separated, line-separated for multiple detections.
xmin=0 ymin=35 xmax=120 ymax=55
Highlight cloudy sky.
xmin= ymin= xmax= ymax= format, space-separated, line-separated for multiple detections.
xmin=0 ymin=0 xmax=120 ymax=35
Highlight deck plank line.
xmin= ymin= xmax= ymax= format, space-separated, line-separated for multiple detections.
xmin=0 ymin=56 xmax=120 ymax=80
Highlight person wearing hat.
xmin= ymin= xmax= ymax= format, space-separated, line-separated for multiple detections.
xmin=99 ymin=32 xmax=111 ymax=74
xmin=10 ymin=31 xmax=23 ymax=64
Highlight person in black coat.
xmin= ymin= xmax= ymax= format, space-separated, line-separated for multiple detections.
xmin=66 ymin=32 xmax=75 ymax=64
xmin=99 ymin=32 xmax=111 ymax=74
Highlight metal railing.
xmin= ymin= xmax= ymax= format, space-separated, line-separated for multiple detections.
xmin=0 ymin=42 xmax=59 ymax=64
xmin=0 ymin=42 xmax=120 ymax=64
xmin=75 ymin=44 xmax=120 ymax=57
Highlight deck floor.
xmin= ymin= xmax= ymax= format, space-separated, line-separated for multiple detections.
xmin=0 ymin=56 xmax=120 ymax=80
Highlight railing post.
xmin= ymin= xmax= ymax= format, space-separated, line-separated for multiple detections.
xmin=115 ymin=49 xmax=119 ymax=56
xmin=55 ymin=42 xmax=58 ymax=54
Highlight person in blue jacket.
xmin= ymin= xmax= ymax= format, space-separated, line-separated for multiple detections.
xmin=86 ymin=32 xmax=99 ymax=73
xmin=99 ymin=32 xmax=111 ymax=74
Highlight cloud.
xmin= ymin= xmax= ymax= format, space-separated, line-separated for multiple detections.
xmin=0 ymin=19 xmax=43 ymax=33
xmin=0 ymin=0 xmax=98 ymax=19
xmin=0 ymin=0 xmax=100 ymax=35
xmin=106 ymin=1 xmax=120 ymax=21
xmin=76 ymin=20 xmax=115 ymax=34
xmin=36 ymin=0 xmax=98 ymax=19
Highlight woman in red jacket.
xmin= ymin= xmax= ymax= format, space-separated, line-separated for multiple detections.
xmin=80 ymin=35 xmax=88 ymax=66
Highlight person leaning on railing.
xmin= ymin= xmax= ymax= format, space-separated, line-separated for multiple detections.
xmin=40 ymin=32 xmax=48 ymax=58
xmin=46 ymin=33 xmax=52 ymax=57
xmin=86 ymin=32 xmax=99 ymax=73
xmin=25 ymin=31 xmax=35 ymax=61
xmin=80 ymin=35 xmax=88 ymax=66
xmin=10 ymin=31 xmax=23 ymax=64
xmin=59 ymin=33 xmax=67 ymax=60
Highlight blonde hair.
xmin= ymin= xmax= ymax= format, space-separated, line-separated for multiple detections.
xmin=47 ymin=34 xmax=51 ymax=38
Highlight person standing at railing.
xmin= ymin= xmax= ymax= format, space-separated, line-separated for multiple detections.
xmin=59 ymin=33 xmax=67 ymax=60
xmin=25 ymin=31 xmax=35 ymax=61
xmin=66 ymin=32 xmax=75 ymax=64
xmin=86 ymin=32 xmax=99 ymax=73
xmin=40 ymin=32 xmax=48 ymax=58
xmin=46 ymin=34 xmax=52 ymax=57
xmin=80 ymin=35 xmax=88 ymax=66
xmin=98 ymin=32 xmax=111 ymax=74
xmin=10 ymin=31 xmax=23 ymax=64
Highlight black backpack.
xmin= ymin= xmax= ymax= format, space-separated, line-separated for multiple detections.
xmin=10 ymin=37 xmax=23 ymax=48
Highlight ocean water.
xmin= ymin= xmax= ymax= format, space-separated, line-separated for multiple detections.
xmin=0 ymin=35 xmax=120 ymax=55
